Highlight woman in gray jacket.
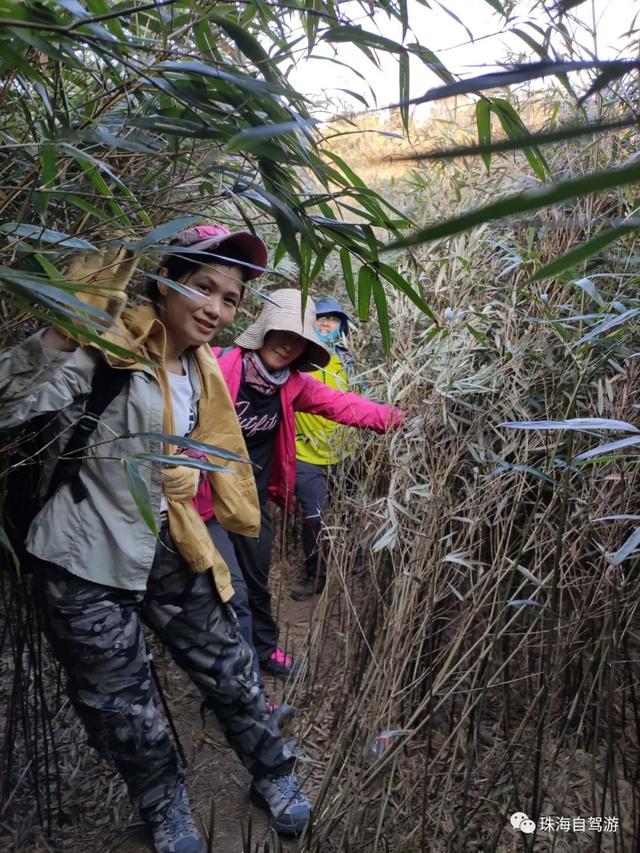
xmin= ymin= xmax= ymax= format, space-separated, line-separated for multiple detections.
xmin=0 ymin=225 xmax=310 ymax=852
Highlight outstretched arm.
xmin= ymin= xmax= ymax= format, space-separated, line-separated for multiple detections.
xmin=294 ymin=372 xmax=405 ymax=432
xmin=0 ymin=329 xmax=96 ymax=428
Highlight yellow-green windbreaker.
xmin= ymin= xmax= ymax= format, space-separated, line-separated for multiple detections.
xmin=295 ymin=349 xmax=355 ymax=465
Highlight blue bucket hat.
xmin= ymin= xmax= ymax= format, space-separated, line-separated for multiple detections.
xmin=315 ymin=297 xmax=351 ymax=337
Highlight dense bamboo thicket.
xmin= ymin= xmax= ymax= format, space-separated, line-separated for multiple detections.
xmin=2 ymin=1 xmax=640 ymax=851
xmin=290 ymin=128 xmax=640 ymax=852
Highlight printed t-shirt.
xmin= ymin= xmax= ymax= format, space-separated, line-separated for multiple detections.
xmin=235 ymin=377 xmax=282 ymax=505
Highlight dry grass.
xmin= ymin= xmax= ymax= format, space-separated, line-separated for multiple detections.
xmin=285 ymin=133 xmax=640 ymax=852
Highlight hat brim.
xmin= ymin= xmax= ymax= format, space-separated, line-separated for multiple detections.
xmin=235 ymin=325 xmax=331 ymax=371
xmin=164 ymin=232 xmax=268 ymax=280
xmin=296 ymin=339 xmax=332 ymax=371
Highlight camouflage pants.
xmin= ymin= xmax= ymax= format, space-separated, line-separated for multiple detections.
xmin=40 ymin=525 xmax=294 ymax=812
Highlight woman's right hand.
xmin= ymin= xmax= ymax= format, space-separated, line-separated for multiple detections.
xmin=162 ymin=464 xmax=201 ymax=502
xmin=42 ymin=327 xmax=78 ymax=352
xmin=388 ymin=407 xmax=407 ymax=429
xmin=54 ymin=243 xmax=139 ymax=344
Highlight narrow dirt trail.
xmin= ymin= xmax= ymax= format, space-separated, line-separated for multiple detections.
xmin=100 ymin=589 xmax=316 ymax=853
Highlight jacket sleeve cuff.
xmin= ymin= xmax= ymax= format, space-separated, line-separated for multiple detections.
xmin=20 ymin=329 xmax=84 ymax=374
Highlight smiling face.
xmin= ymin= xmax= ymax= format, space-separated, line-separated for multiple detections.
xmin=315 ymin=313 xmax=342 ymax=335
xmin=157 ymin=262 xmax=243 ymax=353
xmin=258 ymin=329 xmax=306 ymax=371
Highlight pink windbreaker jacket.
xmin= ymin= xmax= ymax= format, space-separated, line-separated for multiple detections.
xmin=194 ymin=346 xmax=404 ymax=518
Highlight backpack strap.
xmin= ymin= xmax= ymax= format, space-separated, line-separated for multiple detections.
xmin=46 ymin=359 xmax=130 ymax=504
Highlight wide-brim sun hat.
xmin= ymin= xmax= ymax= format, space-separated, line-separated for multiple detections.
xmin=235 ymin=288 xmax=332 ymax=372
xmin=161 ymin=223 xmax=268 ymax=280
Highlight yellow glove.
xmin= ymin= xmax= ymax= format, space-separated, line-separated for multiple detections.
xmin=162 ymin=464 xmax=201 ymax=502
xmin=59 ymin=243 xmax=138 ymax=342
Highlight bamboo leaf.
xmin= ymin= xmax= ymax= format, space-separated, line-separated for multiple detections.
xmin=609 ymin=527 xmax=640 ymax=566
xmin=500 ymin=418 xmax=640 ymax=433
xmin=0 ymin=41 xmax=46 ymax=82
xmin=1 ymin=222 xmax=97 ymax=249
xmin=136 ymin=215 xmax=201 ymax=250
xmin=491 ymin=98 xmax=548 ymax=179
xmin=357 ymin=266 xmax=374 ymax=321
xmin=199 ymin=10 xmax=272 ymax=72
xmin=0 ymin=525 xmax=19 ymax=569
xmin=81 ymin=125 xmax=162 ymax=155
xmin=572 ymin=277 xmax=605 ymax=306
xmin=432 ymin=0 xmax=474 ymax=42
xmin=123 ymin=433 xmax=250 ymax=463
xmin=574 ymin=436 xmax=640 ymax=462
xmin=405 ymin=43 xmax=455 ymax=85
xmin=530 ymin=224 xmax=640 ymax=281
xmin=376 ymin=263 xmax=437 ymax=323
xmin=122 ymin=458 xmax=158 ymax=537
xmin=390 ymin=116 xmax=638 ymax=164
xmin=371 ymin=275 xmax=392 ymax=353
xmin=399 ymin=52 xmax=410 ymax=135
xmin=398 ymin=60 xmax=639 ymax=106
xmin=225 ymin=118 xmax=317 ymax=152
xmin=40 ymin=143 xmax=57 ymax=189
xmin=322 ymin=25 xmax=405 ymax=55
xmin=575 ymin=308 xmax=640 ymax=344
xmin=475 ymin=99 xmax=492 ymax=172
xmin=133 ymin=453 xmax=231 ymax=474
xmin=156 ymin=59 xmax=287 ymax=97
xmin=340 ymin=249 xmax=356 ymax=306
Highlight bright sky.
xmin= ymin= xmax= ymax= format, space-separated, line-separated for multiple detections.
xmin=287 ymin=0 xmax=638 ymax=118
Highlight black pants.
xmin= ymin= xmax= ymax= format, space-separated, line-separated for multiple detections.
xmin=294 ymin=460 xmax=334 ymax=584
xmin=40 ymin=525 xmax=293 ymax=813
xmin=208 ymin=504 xmax=278 ymax=664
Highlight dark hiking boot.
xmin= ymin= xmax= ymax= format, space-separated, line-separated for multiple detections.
xmin=141 ymin=782 xmax=205 ymax=853
xmin=250 ymin=772 xmax=310 ymax=835
xmin=290 ymin=576 xmax=325 ymax=601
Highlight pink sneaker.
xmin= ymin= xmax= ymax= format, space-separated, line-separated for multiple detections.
xmin=273 ymin=648 xmax=292 ymax=666
xmin=261 ymin=648 xmax=302 ymax=680
xmin=266 ymin=700 xmax=295 ymax=725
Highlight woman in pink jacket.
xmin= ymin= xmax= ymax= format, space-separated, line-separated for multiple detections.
xmin=195 ymin=288 xmax=404 ymax=681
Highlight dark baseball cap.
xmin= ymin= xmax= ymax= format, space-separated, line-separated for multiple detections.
xmin=162 ymin=223 xmax=268 ymax=280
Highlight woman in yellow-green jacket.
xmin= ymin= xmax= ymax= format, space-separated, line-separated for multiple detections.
xmin=292 ymin=298 xmax=357 ymax=600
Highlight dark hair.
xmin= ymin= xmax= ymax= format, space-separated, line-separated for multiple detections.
xmin=145 ymin=249 xmax=250 ymax=304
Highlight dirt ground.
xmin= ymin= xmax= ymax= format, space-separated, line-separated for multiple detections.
xmin=1 ymin=542 xmax=323 ymax=853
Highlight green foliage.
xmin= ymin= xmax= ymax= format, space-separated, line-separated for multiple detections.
xmin=122 ymin=457 xmax=157 ymax=536
xmin=1 ymin=0 xmax=638 ymax=346
xmin=0 ymin=0 xmax=444 ymax=338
